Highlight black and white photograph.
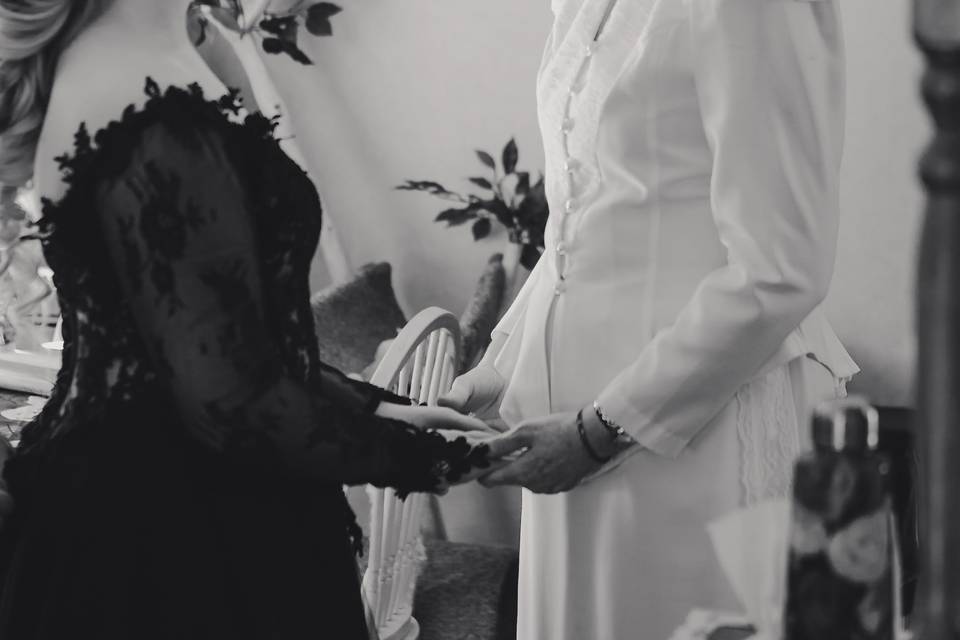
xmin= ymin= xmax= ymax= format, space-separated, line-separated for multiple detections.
xmin=0 ymin=0 xmax=944 ymax=638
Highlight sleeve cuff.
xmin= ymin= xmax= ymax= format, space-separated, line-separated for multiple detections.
xmin=595 ymin=387 xmax=691 ymax=459
xmin=355 ymin=383 xmax=413 ymax=413
xmin=314 ymin=364 xmax=412 ymax=414
xmin=372 ymin=387 xmax=414 ymax=409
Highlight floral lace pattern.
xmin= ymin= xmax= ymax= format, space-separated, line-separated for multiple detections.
xmin=736 ymin=361 xmax=847 ymax=506
xmin=736 ymin=365 xmax=801 ymax=506
xmin=13 ymin=79 xmax=489 ymax=552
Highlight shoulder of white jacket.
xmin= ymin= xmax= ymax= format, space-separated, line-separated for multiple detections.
xmin=684 ymin=0 xmax=831 ymax=9
xmin=691 ymin=0 xmax=831 ymax=3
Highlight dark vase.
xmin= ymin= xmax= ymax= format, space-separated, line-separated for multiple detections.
xmin=784 ymin=397 xmax=899 ymax=640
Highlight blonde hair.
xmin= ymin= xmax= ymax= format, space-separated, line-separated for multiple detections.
xmin=0 ymin=0 xmax=108 ymax=192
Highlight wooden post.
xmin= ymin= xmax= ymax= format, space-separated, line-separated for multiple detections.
xmin=914 ymin=1 xmax=960 ymax=637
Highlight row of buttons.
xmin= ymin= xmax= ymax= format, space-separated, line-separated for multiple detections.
xmin=553 ymin=42 xmax=597 ymax=296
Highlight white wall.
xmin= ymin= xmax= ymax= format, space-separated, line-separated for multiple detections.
xmin=829 ymin=0 xmax=925 ymax=407
xmin=260 ymin=0 xmax=551 ymax=310
xmin=251 ymin=0 xmax=924 ymax=544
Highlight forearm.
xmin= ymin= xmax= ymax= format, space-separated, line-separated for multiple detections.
xmin=176 ymin=370 xmax=451 ymax=493
xmin=597 ymin=269 xmax=825 ymax=458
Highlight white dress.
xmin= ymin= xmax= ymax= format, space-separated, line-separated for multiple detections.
xmin=487 ymin=0 xmax=861 ymax=638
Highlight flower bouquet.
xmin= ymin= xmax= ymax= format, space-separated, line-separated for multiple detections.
xmin=784 ymin=450 xmax=899 ymax=640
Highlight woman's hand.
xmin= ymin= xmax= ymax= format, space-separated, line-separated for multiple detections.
xmin=431 ymin=428 xmax=527 ymax=492
xmin=438 ymin=364 xmax=509 ymax=432
xmin=374 ymin=402 xmax=497 ymax=435
xmin=479 ymin=405 xmax=633 ymax=494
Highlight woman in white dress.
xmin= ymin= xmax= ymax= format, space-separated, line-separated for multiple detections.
xmin=442 ymin=0 xmax=860 ymax=638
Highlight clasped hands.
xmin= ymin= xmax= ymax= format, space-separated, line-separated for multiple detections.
xmin=380 ymin=365 xmax=632 ymax=494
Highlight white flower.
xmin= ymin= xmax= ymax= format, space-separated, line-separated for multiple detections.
xmin=858 ymin=587 xmax=886 ymax=634
xmin=827 ymin=510 xmax=890 ymax=584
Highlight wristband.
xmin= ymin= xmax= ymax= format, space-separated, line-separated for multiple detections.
xmin=576 ymin=409 xmax=611 ymax=464
xmin=593 ymin=401 xmax=630 ymax=443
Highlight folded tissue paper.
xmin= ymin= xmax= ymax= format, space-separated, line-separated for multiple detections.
xmin=669 ymin=499 xmax=911 ymax=640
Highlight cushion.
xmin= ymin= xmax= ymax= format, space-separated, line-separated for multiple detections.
xmin=459 ymin=254 xmax=507 ymax=373
xmin=354 ymin=538 xmax=518 ymax=640
xmin=310 ymin=263 xmax=407 ymax=375
xmin=414 ymin=540 xmax=519 ymax=640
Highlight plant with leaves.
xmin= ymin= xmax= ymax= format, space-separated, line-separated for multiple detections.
xmin=397 ymin=139 xmax=548 ymax=271
xmin=188 ymin=0 xmax=343 ymax=65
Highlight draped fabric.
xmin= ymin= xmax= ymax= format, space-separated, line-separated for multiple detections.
xmin=487 ymin=0 xmax=859 ymax=637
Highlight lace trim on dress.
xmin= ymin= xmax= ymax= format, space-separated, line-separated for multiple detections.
xmin=22 ymin=79 xmax=285 ymax=450
xmin=736 ymin=360 xmax=849 ymax=506
xmin=736 ymin=365 xmax=800 ymax=506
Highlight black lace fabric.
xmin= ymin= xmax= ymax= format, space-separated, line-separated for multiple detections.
xmin=8 ymin=78 xmax=490 ymax=542
xmin=47 ymin=79 xmax=490 ymax=486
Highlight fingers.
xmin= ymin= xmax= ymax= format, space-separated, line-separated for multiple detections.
xmin=486 ymin=418 xmax=511 ymax=434
xmin=479 ymin=458 xmax=529 ymax=487
xmin=449 ymin=457 xmax=514 ymax=486
xmin=440 ymin=410 xmax=497 ymax=434
xmin=435 ymin=429 xmax=497 ymax=448
xmin=479 ymin=431 xmax=535 ymax=486
xmin=486 ymin=430 xmax=532 ymax=459
xmin=483 ymin=457 xmax=515 ymax=474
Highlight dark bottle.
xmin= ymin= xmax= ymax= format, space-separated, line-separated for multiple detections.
xmin=783 ymin=396 xmax=899 ymax=640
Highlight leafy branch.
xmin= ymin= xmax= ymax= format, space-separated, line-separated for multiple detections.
xmin=397 ymin=139 xmax=548 ymax=271
xmin=188 ymin=0 xmax=342 ymax=65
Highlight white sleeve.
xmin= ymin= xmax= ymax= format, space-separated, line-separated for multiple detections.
xmin=595 ymin=0 xmax=844 ymax=458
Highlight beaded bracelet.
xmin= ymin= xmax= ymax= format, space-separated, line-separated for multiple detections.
xmin=576 ymin=408 xmax=611 ymax=464
xmin=593 ymin=401 xmax=630 ymax=442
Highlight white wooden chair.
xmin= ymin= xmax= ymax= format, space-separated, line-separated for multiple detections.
xmin=364 ymin=307 xmax=462 ymax=640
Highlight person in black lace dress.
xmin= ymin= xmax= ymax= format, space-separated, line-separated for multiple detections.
xmin=0 ymin=1 xmax=514 ymax=638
